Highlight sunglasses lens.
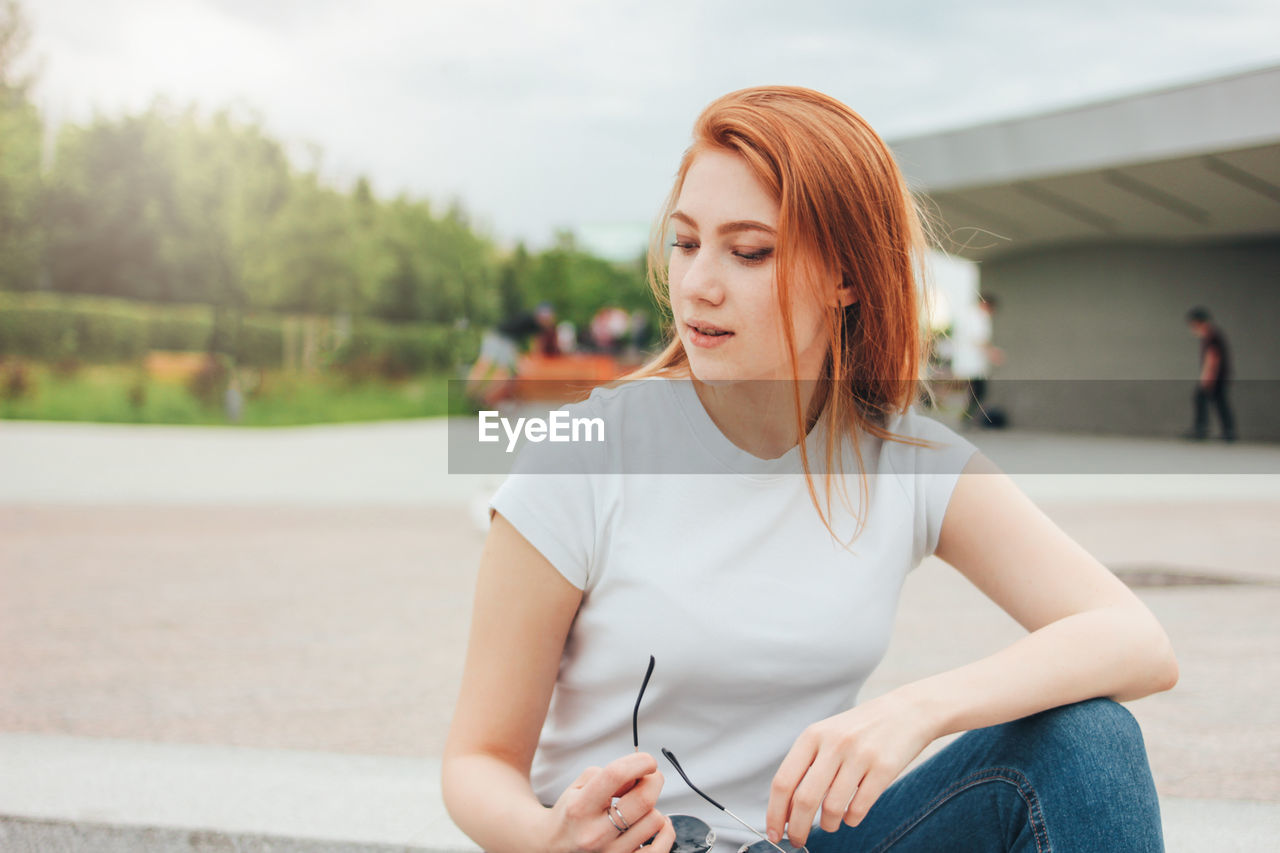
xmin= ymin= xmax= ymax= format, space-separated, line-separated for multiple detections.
xmin=739 ymin=841 xmax=808 ymax=853
xmin=671 ymin=814 xmax=716 ymax=853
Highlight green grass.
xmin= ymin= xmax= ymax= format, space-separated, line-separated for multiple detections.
xmin=0 ymin=363 xmax=456 ymax=426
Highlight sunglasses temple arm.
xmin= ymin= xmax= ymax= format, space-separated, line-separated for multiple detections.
xmin=661 ymin=749 xmax=791 ymax=853
xmin=661 ymin=748 xmax=724 ymax=809
xmin=719 ymin=807 xmax=791 ymax=853
xmin=633 ymin=655 xmax=655 ymax=751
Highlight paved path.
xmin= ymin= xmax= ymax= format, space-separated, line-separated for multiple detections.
xmin=2 ymin=501 xmax=1276 ymax=799
xmin=4 ymin=417 xmax=1280 ymax=506
xmin=1 ymin=418 xmax=1277 ymax=848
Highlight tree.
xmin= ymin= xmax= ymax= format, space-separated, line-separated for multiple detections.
xmin=44 ymin=111 xmax=183 ymax=300
xmin=370 ymin=196 xmax=500 ymax=325
xmin=0 ymin=0 xmax=35 ymax=96
xmin=167 ymin=106 xmax=292 ymax=312
xmin=0 ymin=0 xmax=42 ymax=290
xmin=522 ymin=232 xmax=653 ymax=330
xmin=494 ymin=243 xmax=531 ymax=320
xmin=249 ymin=171 xmax=357 ymax=314
xmin=43 ymin=103 xmax=295 ymax=310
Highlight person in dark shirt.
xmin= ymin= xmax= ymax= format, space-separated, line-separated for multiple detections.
xmin=1185 ymin=307 xmax=1236 ymax=441
xmin=532 ymin=303 xmax=562 ymax=358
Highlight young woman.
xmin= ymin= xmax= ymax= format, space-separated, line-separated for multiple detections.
xmin=443 ymin=86 xmax=1178 ymax=853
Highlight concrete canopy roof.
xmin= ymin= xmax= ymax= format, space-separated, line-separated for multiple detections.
xmin=889 ymin=65 xmax=1280 ymax=261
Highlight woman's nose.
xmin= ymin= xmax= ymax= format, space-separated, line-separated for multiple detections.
xmin=680 ymin=250 xmax=725 ymax=305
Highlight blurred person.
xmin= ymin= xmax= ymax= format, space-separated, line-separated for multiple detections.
xmin=535 ymin=302 xmax=562 ymax=357
xmin=224 ymin=373 xmax=244 ymax=423
xmin=590 ymin=306 xmax=631 ymax=354
xmin=626 ymin=310 xmax=651 ymax=358
xmin=954 ymin=295 xmax=1004 ymax=427
xmin=1184 ymin=306 xmax=1236 ymax=441
xmin=467 ymin=309 xmax=541 ymax=405
xmin=920 ymin=328 xmax=953 ymax=409
xmin=557 ymin=320 xmax=578 ymax=355
xmin=444 ymin=87 xmax=1176 ymax=853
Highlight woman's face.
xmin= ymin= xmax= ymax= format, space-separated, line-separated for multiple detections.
xmin=669 ymin=149 xmax=831 ymax=384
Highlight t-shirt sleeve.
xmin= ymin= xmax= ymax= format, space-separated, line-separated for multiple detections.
xmin=486 ymin=398 xmax=606 ymax=591
xmin=489 ymin=471 xmax=596 ymax=590
xmin=902 ymin=409 xmax=981 ymax=568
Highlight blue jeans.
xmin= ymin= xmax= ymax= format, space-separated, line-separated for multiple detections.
xmin=807 ymin=698 xmax=1163 ymax=852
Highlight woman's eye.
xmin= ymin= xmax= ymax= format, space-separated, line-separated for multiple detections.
xmin=671 ymin=240 xmax=698 ymax=254
xmin=735 ymin=247 xmax=774 ymax=264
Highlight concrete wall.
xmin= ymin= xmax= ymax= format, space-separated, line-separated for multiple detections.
xmin=976 ymin=238 xmax=1280 ymax=441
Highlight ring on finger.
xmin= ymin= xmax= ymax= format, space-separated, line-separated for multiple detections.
xmin=610 ymin=797 xmax=631 ymax=831
xmin=607 ymin=808 xmax=626 ymax=833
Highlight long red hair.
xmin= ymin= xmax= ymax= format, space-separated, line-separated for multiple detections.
xmin=624 ymin=85 xmax=938 ymax=546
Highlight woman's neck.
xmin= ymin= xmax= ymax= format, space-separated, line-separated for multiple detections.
xmin=691 ymin=376 xmax=828 ymax=460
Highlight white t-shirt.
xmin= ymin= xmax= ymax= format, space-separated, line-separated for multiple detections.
xmin=489 ymin=378 xmax=978 ymax=850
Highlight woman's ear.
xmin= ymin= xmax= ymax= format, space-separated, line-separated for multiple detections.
xmin=832 ymin=278 xmax=858 ymax=308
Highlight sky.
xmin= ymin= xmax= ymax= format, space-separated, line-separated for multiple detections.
xmin=23 ymin=0 xmax=1280 ymax=271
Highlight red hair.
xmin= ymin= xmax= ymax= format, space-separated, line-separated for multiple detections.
xmin=624 ymin=85 xmax=937 ymax=547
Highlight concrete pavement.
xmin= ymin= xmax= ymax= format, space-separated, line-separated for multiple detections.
xmin=1 ymin=417 xmax=1277 ymax=849
xmin=4 ymin=416 xmax=1280 ymax=506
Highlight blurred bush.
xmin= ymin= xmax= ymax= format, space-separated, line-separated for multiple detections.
xmin=2 ymin=359 xmax=32 ymax=399
xmin=0 ymin=291 xmax=477 ymax=377
xmin=186 ymin=353 xmax=229 ymax=408
xmin=330 ymin=320 xmax=478 ymax=379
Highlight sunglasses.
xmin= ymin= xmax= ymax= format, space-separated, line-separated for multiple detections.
xmin=633 ymin=656 xmax=808 ymax=853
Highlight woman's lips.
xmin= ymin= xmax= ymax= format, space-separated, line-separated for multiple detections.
xmin=687 ymin=322 xmax=734 ymax=348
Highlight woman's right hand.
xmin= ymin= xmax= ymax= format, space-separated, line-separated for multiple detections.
xmin=543 ymin=751 xmax=675 ymax=853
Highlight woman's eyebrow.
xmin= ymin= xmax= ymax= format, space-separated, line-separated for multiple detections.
xmin=671 ymin=210 xmax=776 ymax=236
xmin=670 ymin=211 xmax=698 ymax=230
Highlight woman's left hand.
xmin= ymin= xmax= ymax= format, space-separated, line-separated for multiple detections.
xmin=764 ymin=690 xmax=937 ymax=848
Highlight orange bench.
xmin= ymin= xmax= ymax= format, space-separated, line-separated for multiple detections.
xmin=144 ymin=351 xmax=210 ymax=382
xmin=509 ymin=354 xmax=624 ymax=402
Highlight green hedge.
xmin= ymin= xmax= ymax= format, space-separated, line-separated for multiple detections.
xmin=329 ymin=321 xmax=478 ymax=377
xmin=0 ymin=302 xmax=147 ymax=362
xmin=146 ymin=313 xmax=216 ymax=351
xmin=0 ymin=293 xmax=277 ymax=364
xmin=0 ymin=292 xmax=477 ymax=373
xmin=239 ymin=318 xmax=286 ymax=367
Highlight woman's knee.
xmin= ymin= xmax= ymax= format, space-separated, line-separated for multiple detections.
xmin=1024 ymin=698 xmax=1144 ymax=756
xmin=1004 ymin=698 xmax=1157 ymax=799
xmin=1028 ymin=700 xmax=1163 ymax=849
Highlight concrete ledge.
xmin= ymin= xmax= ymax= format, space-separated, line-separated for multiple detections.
xmin=0 ymin=816 xmax=456 ymax=853
xmin=1159 ymin=797 xmax=1280 ymax=852
xmin=3 ymin=733 xmax=1278 ymax=852
xmin=0 ymin=734 xmax=479 ymax=853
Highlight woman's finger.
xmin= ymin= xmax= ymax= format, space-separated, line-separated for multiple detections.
xmin=784 ymin=751 xmax=842 ymax=848
xmin=612 ymin=776 xmax=640 ymax=801
xmin=605 ymin=808 xmax=668 ymax=853
xmin=581 ymin=752 xmax=659 ymax=807
xmin=766 ymin=734 xmax=818 ymax=842
xmin=614 ymin=770 xmax=664 ymax=828
xmin=571 ymin=765 xmax=601 ymax=790
xmin=643 ymin=816 xmax=676 ymax=853
xmin=843 ymin=764 xmax=894 ymax=828
xmin=819 ymin=761 xmax=865 ymax=833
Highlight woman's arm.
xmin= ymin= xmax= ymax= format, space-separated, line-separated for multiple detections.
xmin=910 ymin=451 xmax=1178 ymax=729
xmin=765 ymin=452 xmax=1179 ymax=847
xmin=442 ymin=511 xmax=674 ymax=853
